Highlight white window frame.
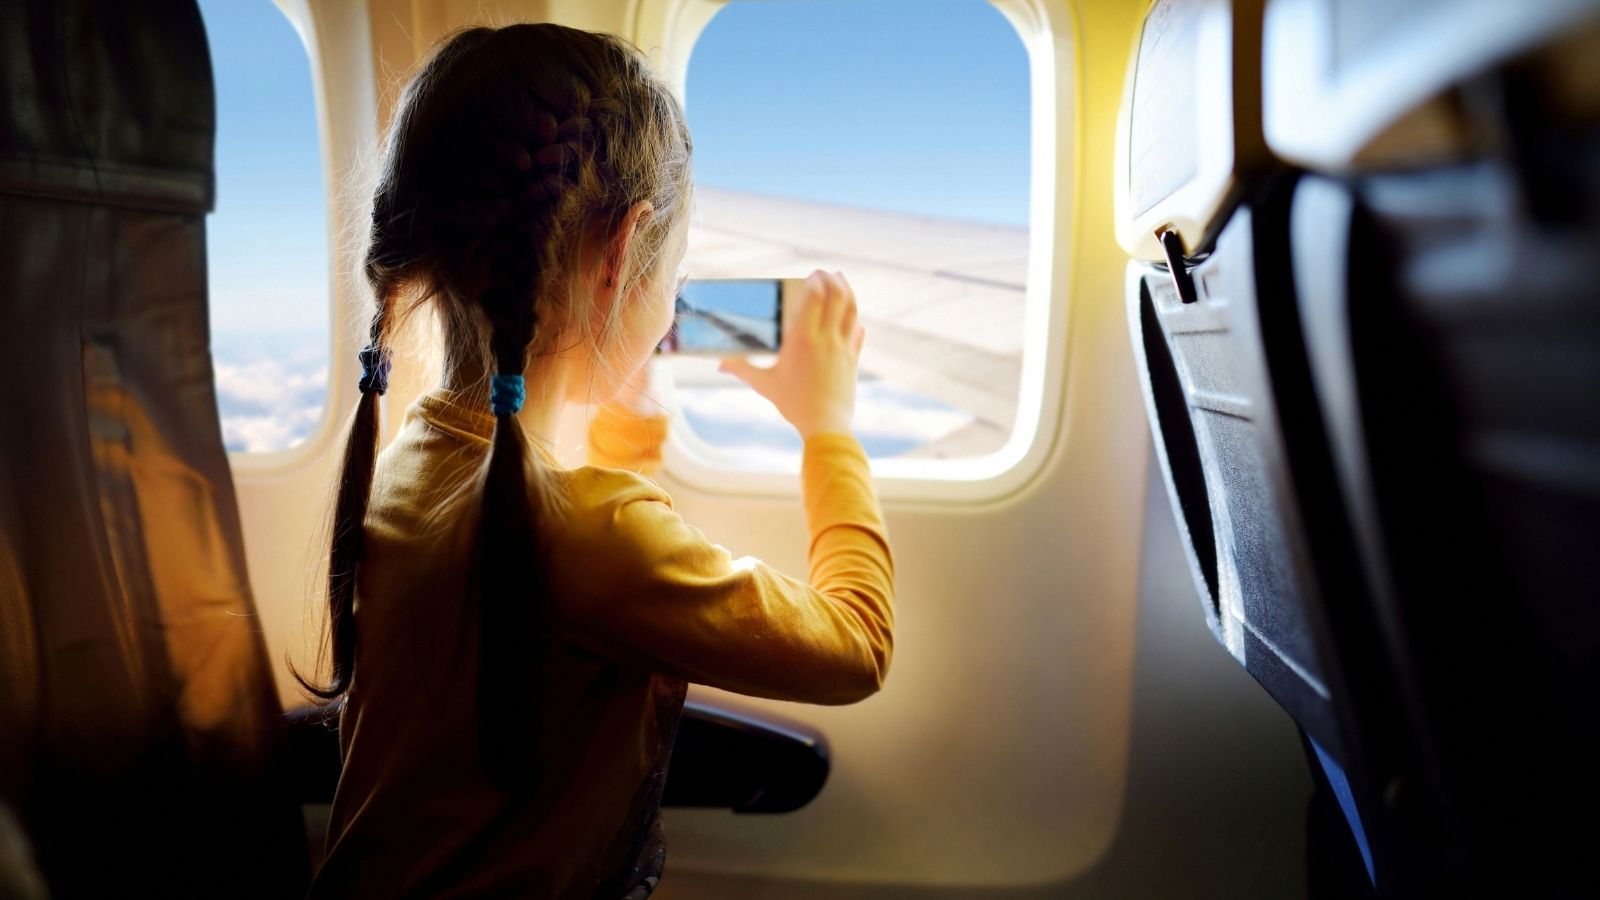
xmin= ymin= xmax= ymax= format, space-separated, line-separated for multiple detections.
xmin=636 ymin=0 xmax=1073 ymax=505
xmin=223 ymin=0 xmax=365 ymax=474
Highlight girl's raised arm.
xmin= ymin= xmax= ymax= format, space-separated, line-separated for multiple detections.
xmin=559 ymin=271 xmax=893 ymax=703
xmin=558 ymin=436 xmax=892 ymax=704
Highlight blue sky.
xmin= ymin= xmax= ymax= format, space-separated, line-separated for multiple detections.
xmin=198 ymin=0 xmax=329 ymax=336
xmin=687 ymin=0 xmax=1031 ymax=227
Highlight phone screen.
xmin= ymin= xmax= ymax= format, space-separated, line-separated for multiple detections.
xmin=659 ymin=278 xmax=783 ymax=354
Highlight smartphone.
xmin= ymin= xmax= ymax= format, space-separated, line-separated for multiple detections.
xmin=657 ymin=278 xmax=792 ymax=354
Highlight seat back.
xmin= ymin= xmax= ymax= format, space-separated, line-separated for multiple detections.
xmin=0 ymin=0 xmax=306 ymax=894
xmin=1122 ymin=0 xmax=1600 ymax=894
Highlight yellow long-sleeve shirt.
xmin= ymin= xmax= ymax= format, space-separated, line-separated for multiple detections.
xmin=309 ymin=388 xmax=894 ymax=899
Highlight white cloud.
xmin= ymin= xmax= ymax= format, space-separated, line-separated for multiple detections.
xmin=214 ymin=354 xmax=328 ymax=453
xmin=854 ymin=382 xmax=974 ymax=443
xmin=675 ymin=379 xmax=974 ymax=460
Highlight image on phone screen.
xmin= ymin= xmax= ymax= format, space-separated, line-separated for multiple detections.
xmin=659 ymin=279 xmax=783 ymax=354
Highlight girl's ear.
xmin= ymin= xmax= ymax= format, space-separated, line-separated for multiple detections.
xmin=601 ymin=200 xmax=654 ymax=292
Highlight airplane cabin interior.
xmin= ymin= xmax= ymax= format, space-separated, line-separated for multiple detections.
xmin=1 ymin=0 xmax=1596 ymax=897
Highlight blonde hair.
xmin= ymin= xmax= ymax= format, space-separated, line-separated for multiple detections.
xmin=299 ymin=23 xmax=692 ymax=789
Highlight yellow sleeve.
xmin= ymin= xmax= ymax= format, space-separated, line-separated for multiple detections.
xmin=559 ymin=434 xmax=894 ymax=704
xmin=586 ymin=402 xmax=670 ymax=474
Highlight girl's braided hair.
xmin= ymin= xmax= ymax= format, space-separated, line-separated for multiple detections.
xmin=297 ymin=23 xmax=692 ymax=789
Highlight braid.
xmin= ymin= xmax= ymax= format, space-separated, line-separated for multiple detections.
xmin=472 ymin=97 xmax=580 ymax=787
xmin=451 ymin=90 xmax=596 ymax=336
xmin=294 ymin=267 xmax=396 ymax=699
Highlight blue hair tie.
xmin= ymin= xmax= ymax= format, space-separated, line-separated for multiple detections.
xmin=357 ymin=344 xmax=391 ymax=395
xmin=490 ymin=373 xmax=525 ymax=416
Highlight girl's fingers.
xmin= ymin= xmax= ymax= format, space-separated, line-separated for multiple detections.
xmin=852 ymin=321 xmax=866 ymax=355
xmin=819 ymin=272 xmax=844 ymax=334
xmin=834 ymin=272 xmax=858 ymax=339
xmin=799 ymin=270 xmax=830 ymax=334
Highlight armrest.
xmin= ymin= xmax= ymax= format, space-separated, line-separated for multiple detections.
xmin=282 ymin=698 xmax=831 ymax=814
xmin=662 ymin=699 xmax=830 ymax=814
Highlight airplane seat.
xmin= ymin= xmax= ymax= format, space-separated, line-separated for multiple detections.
xmin=1270 ymin=2 xmax=1600 ymax=893
xmin=1122 ymin=0 xmax=1600 ymax=895
xmin=0 ymin=0 xmax=310 ymax=894
xmin=1285 ymin=58 xmax=1600 ymax=896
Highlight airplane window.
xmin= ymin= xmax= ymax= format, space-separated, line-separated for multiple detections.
xmin=197 ymin=0 xmax=329 ymax=454
xmin=672 ymin=0 xmax=1031 ymax=467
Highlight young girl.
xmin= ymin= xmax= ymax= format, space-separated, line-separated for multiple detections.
xmin=303 ymin=24 xmax=894 ymax=899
